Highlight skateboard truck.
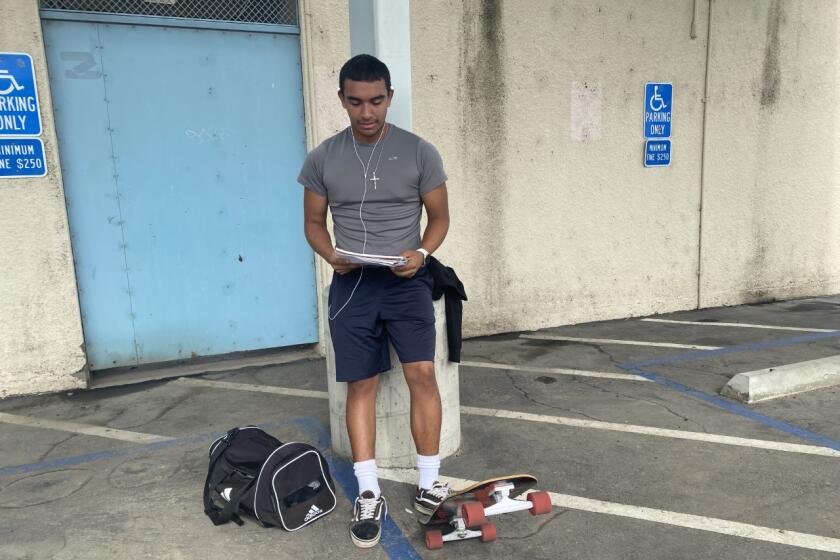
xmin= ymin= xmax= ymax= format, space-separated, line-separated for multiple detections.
xmin=440 ymin=517 xmax=485 ymax=544
xmin=479 ymin=481 xmax=537 ymax=516
xmin=426 ymin=513 xmax=497 ymax=549
xmin=424 ymin=479 xmax=552 ymax=550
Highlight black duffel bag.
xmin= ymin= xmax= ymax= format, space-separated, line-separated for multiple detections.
xmin=203 ymin=426 xmax=337 ymax=531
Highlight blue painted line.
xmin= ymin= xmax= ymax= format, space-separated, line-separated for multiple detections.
xmin=0 ymin=414 xmax=423 ymax=559
xmin=323 ymin=451 xmax=423 ymax=560
xmin=0 ymin=418 xmax=304 ymax=478
xmin=305 ymin=422 xmax=423 ymax=560
xmin=622 ymin=366 xmax=840 ymax=453
xmin=623 ymin=330 xmax=840 ymax=369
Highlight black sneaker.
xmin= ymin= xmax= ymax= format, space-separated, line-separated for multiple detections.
xmin=350 ymin=491 xmax=387 ymax=548
xmin=414 ymin=481 xmax=451 ymax=516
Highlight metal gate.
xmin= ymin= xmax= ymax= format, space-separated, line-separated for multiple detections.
xmin=41 ymin=2 xmax=318 ymax=370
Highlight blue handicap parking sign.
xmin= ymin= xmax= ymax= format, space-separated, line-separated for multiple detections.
xmin=0 ymin=138 xmax=47 ymax=178
xmin=644 ymin=140 xmax=671 ymax=167
xmin=644 ymin=83 xmax=672 ymax=139
xmin=0 ymin=53 xmax=42 ymax=137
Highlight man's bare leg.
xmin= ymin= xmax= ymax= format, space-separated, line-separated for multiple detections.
xmin=402 ymin=361 xmax=442 ymax=454
xmin=347 ymin=376 xmax=380 ymax=497
xmin=403 ymin=361 xmax=443 ymax=493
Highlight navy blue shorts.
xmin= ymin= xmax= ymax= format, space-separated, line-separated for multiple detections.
xmin=328 ymin=266 xmax=436 ymax=382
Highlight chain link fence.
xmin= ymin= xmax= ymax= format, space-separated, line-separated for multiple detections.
xmin=41 ymin=0 xmax=298 ymax=26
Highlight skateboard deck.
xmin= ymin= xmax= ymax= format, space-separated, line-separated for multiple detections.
xmin=418 ymin=474 xmax=552 ymax=549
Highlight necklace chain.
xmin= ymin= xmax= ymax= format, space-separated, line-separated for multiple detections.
xmin=351 ymin=124 xmax=387 ymax=187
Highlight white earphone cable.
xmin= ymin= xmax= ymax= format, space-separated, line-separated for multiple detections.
xmin=328 ymin=124 xmax=387 ymax=321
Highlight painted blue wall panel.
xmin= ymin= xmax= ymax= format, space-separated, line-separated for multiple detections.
xmin=45 ymin=21 xmax=317 ymax=369
xmin=44 ymin=22 xmax=139 ymax=367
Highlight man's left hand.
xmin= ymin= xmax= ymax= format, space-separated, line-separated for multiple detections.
xmin=392 ymin=250 xmax=424 ymax=278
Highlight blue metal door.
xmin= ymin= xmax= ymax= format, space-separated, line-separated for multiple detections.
xmin=44 ymin=19 xmax=317 ymax=369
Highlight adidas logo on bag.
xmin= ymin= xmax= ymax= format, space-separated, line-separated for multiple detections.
xmin=304 ymin=504 xmax=323 ymax=522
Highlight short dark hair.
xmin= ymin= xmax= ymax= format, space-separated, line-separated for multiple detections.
xmin=339 ymin=54 xmax=391 ymax=93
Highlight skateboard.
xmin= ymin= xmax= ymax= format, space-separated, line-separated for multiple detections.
xmin=418 ymin=474 xmax=552 ymax=550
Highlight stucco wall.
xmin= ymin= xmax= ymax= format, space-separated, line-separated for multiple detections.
xmin=412 ymin=1 xmax=709 ymax=336
xmin=699 ymin=0 xmax=840 ymax=306
xmin=3 ymin=0 xmax=837 ymax=396
xmin=412 ymin=1 xmax=839 ymax=337
xmin=0 ymin=0 xmax=87 ymax=398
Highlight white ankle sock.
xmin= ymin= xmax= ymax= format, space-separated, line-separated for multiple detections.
xmin=353 ymin=459 xmax=380 ymax=498
xmin=417 ymin=454 xmax=441 ymax=490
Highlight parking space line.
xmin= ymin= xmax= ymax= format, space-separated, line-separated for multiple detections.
xmin=460 ymin=360 xmax=651 ymax=381
xmin=520 ymin=334 xmax=722 ymax=350
xmin=0 ymin=411 xmax=172 ymax=443
xmin=0 ymin=418 xmax=332 ymax=479
xmin=462 ymin=406 xmax=840 ymax=458
xmin=621 ymin=366 xmax=840 ymax=453
xmin=642 ymin=318 xmax=836 ymax=332
xmin=377 ymin=469 xmax=840 ymax=554
xmin=174 ymin=377 xmax=330 ymax=399
xmin=175 ymin=378 xmax=840 ymax=458
xmin=623 ymin=330 xmax=840 ymax=369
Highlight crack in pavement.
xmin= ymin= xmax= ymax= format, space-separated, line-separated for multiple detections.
xmin=575 ymin=378 xmax=709 ymax=433
xmin=498 ymin=509 xmax=569 ymax=540
xmin=504 ymin=373 xmax=607 ymax=423
xmin=108 ymin=395 xmax=190 ymax=431
xmin=35 ymin=434 xmax=78 ymax=462
xmin=589 ymin=344 xmax=627 ymax=368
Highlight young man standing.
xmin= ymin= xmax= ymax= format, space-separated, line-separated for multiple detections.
xmin=297 ymin=54 xmax=451 ymax=548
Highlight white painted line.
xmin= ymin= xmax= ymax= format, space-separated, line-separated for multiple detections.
xmin=722 ymin=355 xmax=840 ymax=403
xmin=0 ymin=411 xmax=172 ymax=443
xmin=459 ymin=360 xmax=651 ymax=382
xmin=174 ymin=377 xmax=329 ymax=400
xmin=642 ymin=318 xmax=837 ymax=333
xmin=461 ymin=406 xmax=840 ymax=458
xmin=177 ymin=377 xmax=840 ymax=458
xmin=520 ymin=334 xmax=721 ymax=350
xmin=379 ymin=469 xmax=840 ymax=554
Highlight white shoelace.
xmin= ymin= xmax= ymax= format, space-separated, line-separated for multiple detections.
xmin=427 ymin=483 xmax=450 ymax=500
xmin=356 ymin=496 xmax=379 ymax=520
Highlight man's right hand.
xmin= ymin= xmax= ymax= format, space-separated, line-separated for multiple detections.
xmin=328 ymin=250 xmax=361 ymax=275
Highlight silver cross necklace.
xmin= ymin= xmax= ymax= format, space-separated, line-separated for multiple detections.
xmin=351 ymin=123 xmax=388 ymax=190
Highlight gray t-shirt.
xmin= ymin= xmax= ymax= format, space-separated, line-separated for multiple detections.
xmin=297 ymin=124 xmax=447 ymax=256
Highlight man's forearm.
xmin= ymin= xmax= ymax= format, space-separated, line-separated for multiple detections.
xmin=304 ymin=221 xmax=335 ymax=262
xmin=420 ymin=216 xmax=449 ymax=254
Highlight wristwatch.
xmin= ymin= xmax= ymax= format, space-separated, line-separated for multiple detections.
xmin=417 ymin=248 xmax=430 ymax=266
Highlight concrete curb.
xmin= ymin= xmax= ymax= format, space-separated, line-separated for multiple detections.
xmin=90 ymin=347 xmax=319 ymax=389
xmin=721 ymin=356 xmax=840 ymax=403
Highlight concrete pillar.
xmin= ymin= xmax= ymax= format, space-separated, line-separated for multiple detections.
xmin=331 ymin=0 xmax=460 ymax=469
xmin=326 ymin=292 xmax=461 ymax=468
xmin=349 ymin=0 xmax=413 ymax=131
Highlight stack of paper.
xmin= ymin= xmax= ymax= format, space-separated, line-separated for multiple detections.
xmin=335 ymin=248 xmax=408 ymax=268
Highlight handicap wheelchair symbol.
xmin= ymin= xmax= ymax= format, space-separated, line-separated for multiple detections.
xmin=0 ymin=70 xmax=25 ymax=95
xmin=648 ymin=85 xmax=667 ymax=112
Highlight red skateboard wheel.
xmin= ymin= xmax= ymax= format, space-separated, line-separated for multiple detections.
xmin=480 ymin=523 xmax=497 ymax=542
xmin=528 ymin=491 xmax=552 ymax=515
xmin=426 ymin=529 xmax=444 ymax=550
xmin=473 ymin=488 xmax=493 ymax=506
xmin=462 ymin=501 xmax=486 ymax=527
